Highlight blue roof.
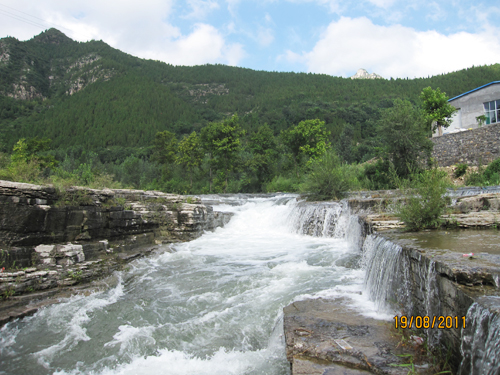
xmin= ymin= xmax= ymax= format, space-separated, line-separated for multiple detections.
xmin=448 ymin=81 xmax=500 ymax=102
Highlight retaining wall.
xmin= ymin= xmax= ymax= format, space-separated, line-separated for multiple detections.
xmin=432 ymin=123 xmax=500 ymax=166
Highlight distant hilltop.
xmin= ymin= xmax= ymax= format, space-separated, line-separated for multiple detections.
xmin=350 ymin=68 xmax=383 ymax=80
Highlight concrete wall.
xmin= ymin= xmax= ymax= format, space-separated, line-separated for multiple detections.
xmin=431 ymin=122 xmax=500 ymax=166
xmin=447 ymin=83 xmax=500 ymax=133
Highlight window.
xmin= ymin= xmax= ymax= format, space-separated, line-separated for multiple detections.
xmin=484 ymin=99 xmax=500 ymax=124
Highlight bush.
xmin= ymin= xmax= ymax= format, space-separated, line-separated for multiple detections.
xmin=363 ymin=159 xmax=396 ymax=190
xmin=396 ymin=169 xmax=448 ymax=231
xmin=265 ymin=175 xmax=297 ymax=193
xmin=0 ymin=159 xmax=42 ymax=183
xmin=464 ymin=158 xmax=500 ymax=186
xmin=483 ymin=158 xmax=500 ymax=182
xmin=299 ymin=150 xmax=360 ymax=200
xmin=453 ymin=163 xmax=468 ymax=178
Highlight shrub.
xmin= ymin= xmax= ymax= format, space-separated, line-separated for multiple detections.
xmin=453 ymin=163 xmax=468 ymax=178
xmin=265 ymin=175 xmax=297 ymax=193
xmin=483 ymin=158 xmax=500 ymax=182
xmin=299 ymin=150 xmax=361 ymax=200
xmin=363 ymin=159 xmax=396 ymax=190
xmin=464 ymin=158 xmax=500 ymax=186
xmin=0 ymin=159 xmax=42 ymax=183
xmin=396 ymin=169 xmax=448 ymax=231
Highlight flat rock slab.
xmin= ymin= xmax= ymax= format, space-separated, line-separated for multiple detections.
xmin=284 ymin=298 xmax=425 ymax=374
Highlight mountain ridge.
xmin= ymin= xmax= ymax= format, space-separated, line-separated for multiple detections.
xmin=1 ymin=29 xmax=500 ymax=152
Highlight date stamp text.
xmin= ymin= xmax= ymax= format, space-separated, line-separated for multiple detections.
xmin=394 ymin=315 xmax=465 ymax=329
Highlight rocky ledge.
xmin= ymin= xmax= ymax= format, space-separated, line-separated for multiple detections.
xmin=352 ymin=192 xmax=500 ymax=230
xmin=284 ymin=298 xmax=414 ymax=375
xmin=284 ymin=191 xmax=500 ymax=374
xmin=0 ymin=180 xmax=232 ymax=324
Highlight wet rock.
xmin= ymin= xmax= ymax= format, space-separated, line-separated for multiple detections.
xmin=456 ymin=193 xmax=500 ymax=213
xmin=441 ymin=212 xmax=500 ymax=228
xmin=284 ymin=298 xmax=410 ymax=374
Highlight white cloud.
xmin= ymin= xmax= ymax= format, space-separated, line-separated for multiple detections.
xmin=184 ymin=0 xmax=220 ymax=19
xmin=286 ymin=16 xmax=500 ymax=78
xmin=366 ymin=0 xmax=397 ymax=8
xmin=143 ymin=23 xmax=245 ymax=66
xmin=425 ymin=1 xmax=445 ymax=22
xmin=257 ymin=26 xmax=274 ymax=47
xmin=0 ymin=0 xmax=243 ymax=67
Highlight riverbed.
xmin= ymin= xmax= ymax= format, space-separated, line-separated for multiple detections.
xmin=0 ymin=195 xmax=383 ymax=375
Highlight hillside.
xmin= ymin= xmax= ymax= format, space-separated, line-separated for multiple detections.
xmin=1 ymin=28 xmax=500 ymax=193
xmin=2 ymin=28 xmax=500 ymax=152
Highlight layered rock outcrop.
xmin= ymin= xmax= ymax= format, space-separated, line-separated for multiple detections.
xmin=0 ymin=180 xmax=231 ymax=321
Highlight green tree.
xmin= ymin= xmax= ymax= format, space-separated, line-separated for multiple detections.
xmin=396 ymin=169 xmax=448 ymax=231
xmin=152 ymin=130 xmax=178 ymax=176
xmin=420 ymin=87 xmax=456 ymax=136
xmin=247 ymin=124 xmax=278 ymax=188
xmin=200 ymin=115 xmax=244 ymax=193
xmin=176 ymin=131 xmax=203 ymax=189
xmin=282 ymin=119 xmax=331 ymax=178
xmin=379 ymin=99 xmax=432 ymax=178
xmin=11 ymin=137 xmax=57 ymax=169
xmin=300 ymin=150 xmax=360 ymax=201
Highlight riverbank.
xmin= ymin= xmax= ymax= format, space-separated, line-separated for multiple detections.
xmin=0 ymin=180 xmax=232 ymax=325
xmin=283 ymin=191 xmax=500 ymax=374
xmin=2 ymin=184 xmax=500 ymax=374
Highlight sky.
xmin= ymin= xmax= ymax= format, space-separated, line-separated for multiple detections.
xmin=1 ymin=0 xmax=499 ymax=79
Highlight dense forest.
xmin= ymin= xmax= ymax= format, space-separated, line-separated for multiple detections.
xmin=1 ymin=28 xmax=500 ymax=194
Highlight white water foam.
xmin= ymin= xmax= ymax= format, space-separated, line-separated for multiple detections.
xmin=0 ymin=195 xmax=379 ymax=375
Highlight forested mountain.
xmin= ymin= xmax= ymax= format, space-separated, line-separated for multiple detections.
xmin=1 ymin=28 xmax=500 ymax=193
xmin=2 ymin=28 xmax=500 ymax=151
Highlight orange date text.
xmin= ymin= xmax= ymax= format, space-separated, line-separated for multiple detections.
xmin=393 ymin=315 xmax=465 ymax=329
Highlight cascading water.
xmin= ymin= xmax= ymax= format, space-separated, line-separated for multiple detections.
xmin=0 ymin=195 xmax=378 ymax=375
xmin=362 ymin=231 xmax=500 ymax=373
xmin=361 ymin=235 xmax=412 ymax=313
xmin=459 ymin=299 xmax=500 ymax=375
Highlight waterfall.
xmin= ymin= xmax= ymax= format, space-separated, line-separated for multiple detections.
xmin=285 ymin=199 xmax=366 ymax=252
xmin=459 ymin=299 xmax=500 ymax=375
xmin=0 ymin=195 xmax=370 ymax=375
xmin=361 ymin=235 xmax=412 ymax=313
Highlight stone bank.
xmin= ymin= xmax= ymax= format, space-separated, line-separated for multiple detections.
xmin=0 ymin=180 xmax=231 ymax=324
xmin=284 ymin=191 xmax=500 ymax=374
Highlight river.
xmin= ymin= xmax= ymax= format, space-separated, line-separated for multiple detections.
xmin=0 ymin=195 xmax=385 ymax=375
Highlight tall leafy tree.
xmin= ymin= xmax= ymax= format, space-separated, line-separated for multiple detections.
xmin=176 ymin=131 xmax=203 ymax=189
xmin=420 ymin=87 xmax=456 ymax=136
xmin=282 ymin=119 xmax=330 ymax=178
xmin=200 ymin=115 xmax=244 ymax=193
xmin=152 ymin=130 xmax=178 ymax=178
xmin=379 ymin=99 xmax=432 ymax=178
xmin=11 ymin=137 xmax=56 ymax=169
xmin=247 ymin=124 xmax=278 ymax=188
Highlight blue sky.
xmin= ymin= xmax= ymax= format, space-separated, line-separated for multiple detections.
xmin=1 ymin=0 xmax=500 ymax=78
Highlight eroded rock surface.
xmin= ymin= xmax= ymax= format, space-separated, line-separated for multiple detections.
xmin=284 ymin=298 xmax=414 ymax=375
xmin=0 ymin=180 xmax=232 ymax=322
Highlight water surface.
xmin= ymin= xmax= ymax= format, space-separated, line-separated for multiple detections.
xmin=0 ymin=195 xmax=377 ymax=375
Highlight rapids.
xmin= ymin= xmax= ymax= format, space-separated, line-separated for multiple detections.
xmin=0 ymin=195 xmax=385 ymax=375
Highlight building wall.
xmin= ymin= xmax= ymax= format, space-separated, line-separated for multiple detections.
xmin=431 ymin=122 xmax=500 ymax=166
xmin=448 ymin=83 xmax=500 ymax=131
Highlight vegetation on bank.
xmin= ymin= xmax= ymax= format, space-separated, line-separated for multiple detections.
xmin=2 ymin=29 xmax=500 ymax=232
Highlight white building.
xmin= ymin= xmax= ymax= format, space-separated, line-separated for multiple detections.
xmin=440 ymin=81 xmax=500 ymax=136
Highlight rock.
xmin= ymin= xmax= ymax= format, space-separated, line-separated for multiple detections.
xmin=284 ymin=298 xmax=409 ymax=374
xmin=350 ymin=68 xmax=383 ymax=80
xmin=441 ymin=212 xmax=500 ymax=228
xmin=456 ymin=193 xmax=500 ymax=213
xmin=0 ymin=180 xmax=232 ymax=268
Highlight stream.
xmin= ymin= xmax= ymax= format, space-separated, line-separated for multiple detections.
xmin=0 ymin=195 xmax=389 ymax=375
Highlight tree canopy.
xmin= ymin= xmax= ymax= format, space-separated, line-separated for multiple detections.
xmin=420 ymin=87 xmax=456 ymax=136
